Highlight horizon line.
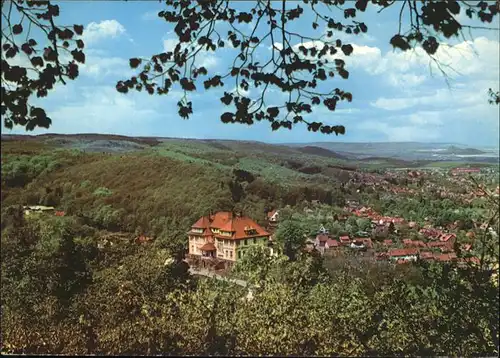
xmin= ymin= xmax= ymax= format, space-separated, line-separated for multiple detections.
xmin=3 ymin=132 xmax=498 ymax=148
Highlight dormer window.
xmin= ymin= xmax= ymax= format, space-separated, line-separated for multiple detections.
xmin=244 ymin=226 xmax=257 ymax=236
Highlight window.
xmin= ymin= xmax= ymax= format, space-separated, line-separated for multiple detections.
xmin=230 ymin=251 xmax=233 ymax=258
xmin=238 ymin=251 xmax=241 ymax=259
xmin=244 ymin=239 xmax=248 ymax=245
xmin=253 ymin=238 xmax=256 ymax=244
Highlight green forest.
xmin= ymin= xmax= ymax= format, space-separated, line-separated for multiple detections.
xmin=1 ymin=137 xmax=499 ymax=356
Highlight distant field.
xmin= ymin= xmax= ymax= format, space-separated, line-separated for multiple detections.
xmin=422 ymin=161 xmax=499 ymax=169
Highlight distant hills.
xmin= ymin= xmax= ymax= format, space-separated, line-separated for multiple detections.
xmin=418 ymin=145 xmax=487 ymax=155
xmin=2 ymin=134 xmax=498 ymax=164
xmin=284 ymin=141 xmax=498 ymax=163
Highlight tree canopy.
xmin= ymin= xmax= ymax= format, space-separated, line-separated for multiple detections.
xmin=2 ymin=0 xmax=499 ymax=133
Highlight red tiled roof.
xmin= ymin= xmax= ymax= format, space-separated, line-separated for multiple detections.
xmin=191 ymin=212 xmax=270 ymax=240
xmin=199 ymin=243 xmax=216 ymax=251
xmin=434 ymin=252 xmax=457 ymax=262
xmin=192 ymin=215 xmax=211 ymax=229
xmin=427 ymin=241 xmax=448 ymax=248
xmin=434 ymin=253 xmax=451 ymax=262
xmin=383 ymin=239 xmax=393 ymax=246
xmin=317 ymin=234 xmax=329 ymax=242
xmin=339 ymin=236 xmax=350 ymax=242
xmin=419 ymin=251 xmax=434 ymax=260
xmin=439 ymin=233 xmax=456 ymax=242
xmin=219 ymin=219 xmax=235 ymax=232
xmin=210 ymin=211 xmax=233 ymax=228
xmin=388 ymin=248 xmax=419 ymax=257
xmin=326 ymin=239 xmax=339 ymax=247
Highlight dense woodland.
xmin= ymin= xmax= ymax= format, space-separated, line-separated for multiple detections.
xmin=1 ymin=138 xmax=499 ymax=356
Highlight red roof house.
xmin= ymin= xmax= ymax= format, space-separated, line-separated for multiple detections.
xmin=188 ymin=212 xmax=271 ymax=260
xmin=419 ymin=251 xmax=434 ymax=260
xmin=339 ymin=236 xmax=351 ymax=245
xmin=439 ymin=233 xmax=456 ymax=243
xmin=325 ymin=239 xmax=339 ymax=249
xmin=388 ymin=248 xmax=419 ymax=259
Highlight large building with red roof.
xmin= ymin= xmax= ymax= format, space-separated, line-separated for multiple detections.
xmin=187 ymin=211 xmax=271 ymax=262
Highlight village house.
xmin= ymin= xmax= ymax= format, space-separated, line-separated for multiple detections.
xmin=439 ymin=233 xmax=456 ymax=244
xmin=23 ymin=205 xmax=55 ymax=216
xmin=339 ymin=235 xmax=351 ymax=246
xmin=187 ymin=211 xmax=271 ymax=264
xmin=314 ymin=233 xmax=329 ymax=254
xmin=325 ymin=238 xmax=339 ymax=251
xmin=388 ymin=248 xmax=419 ymax=262
xmin=267 ymin=209 xmax=279 ymax=225
xmin=419 ymin=251 xmax=434 ymax=261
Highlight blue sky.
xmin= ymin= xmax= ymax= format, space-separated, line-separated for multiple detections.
xmin=5 ymin=1 xmax=500 ymax=147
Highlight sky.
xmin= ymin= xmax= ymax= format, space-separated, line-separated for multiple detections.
xmin=5 ymin=1 xmax=500 ymax=147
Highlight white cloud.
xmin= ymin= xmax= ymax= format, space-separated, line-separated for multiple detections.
xmin=83 ymin=20 xmax=126 ymax=45
xmin=387 ymin=73 xmax=426 ymax=88
xmin=81 ymin=55 xmax=133 ymax=79
xmin=406 ymin=112 xmax=443 ymax=126
xmin=357 ymin=120 xmax=441 ymax=142
xmin=163 ymin=38 xmax=179 ymax=52
xmin=358 ymin=90 xmax=499 ymax=143
xmin=142 ymin=10 xmax=160 ymax=21
xmin=371 ymin=79 xmax=496 ymax=111
xmin=335 ymin=31 xmax=376 ymax=45
xmin=39 ymin=86 xmax=161 ymax=135
xmin=293 ymin=36 xmax=499 ymax=89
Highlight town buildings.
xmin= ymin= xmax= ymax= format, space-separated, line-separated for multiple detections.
xmin=187 ymin=211 xmax=271 ymax=264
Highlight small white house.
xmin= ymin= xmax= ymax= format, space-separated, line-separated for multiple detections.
xmin=23 ymin=205 xmax=55 ymax=216
xmin=267 ymin=210 xmax=279 ymax=223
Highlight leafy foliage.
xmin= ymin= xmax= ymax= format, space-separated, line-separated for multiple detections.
xmin=1 ymin=1 xmax=85 ymax=130
xmin=275 ymin=219 xmax=308 ymax=260
xmin=488 ymin=88 xmax=500 ymax=105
